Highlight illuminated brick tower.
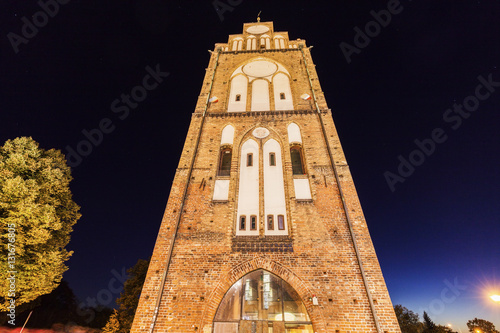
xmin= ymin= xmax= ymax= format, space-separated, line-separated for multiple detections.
xmin=131 ymin=21 xmax=401 ymax=333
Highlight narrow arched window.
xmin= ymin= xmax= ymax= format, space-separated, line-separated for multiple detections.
xmin=250 ymin=215 xmax=257 ymax=230
xmin=239 ymin=216 xmax=246 ymax=230
xmin=269 ymin=152 xmax=276 ymax=166
xmin=247 ymin=153 xmax=253 ymax=167
xmin=280 ymin=92 xmax=286 ymax=100
xmin=218 ymin=148 xmax=232 ymax=176
xmin=290 ymin=145 xmax=305 ymax=175
xmin=267 ymin=215 xmax=274 ymax=230
xmin=278 ymin=215 xmax=285 ymax=230
xmin=235 ymin=94 xmax=241 ymax=101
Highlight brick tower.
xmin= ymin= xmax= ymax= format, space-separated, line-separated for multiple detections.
xmin=131 ymin=21 xmax=401 ymax=333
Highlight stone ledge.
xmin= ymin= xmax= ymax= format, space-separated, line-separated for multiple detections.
xmin=195 ymin=109 xmax=331 ymax=118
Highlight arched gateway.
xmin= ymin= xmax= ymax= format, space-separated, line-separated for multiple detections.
xmin=213 ymin=270 xmax=313 ymax=332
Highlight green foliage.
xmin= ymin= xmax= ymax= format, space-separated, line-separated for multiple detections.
xmin=0 ymin=137 xmax=81 ymax=311
xmin=467 ymin=318 xmax=500 ymax=333
xmin=102 ymin=309 xmax=120 ymax=333
xmin=420 ymin=311 xmax=457 ymax=333
xmin=394 ymin=304 xmax=422 ymax=333
xmin=394 ymin=307 xmax=459 ymax=333
xmin=116 ymin=258 xmax=150 ymax=333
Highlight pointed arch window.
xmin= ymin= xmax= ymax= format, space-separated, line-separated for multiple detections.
xmin=274 ymin=36 xmax=285 ymax=50
xmin=290 ymin=145 xmax=305 ymax=175
xmin=246 ymin=35 xmax=257 ymax=50
xmin=218 ymin=147 xmax=232 ymax=176
xmin=232 ymin=38 xmax=243 ymax=51
xmin=213 ymin=125 xmax=235 ymax=201
xmin=287 ymin=123 xmax=312 ymax=200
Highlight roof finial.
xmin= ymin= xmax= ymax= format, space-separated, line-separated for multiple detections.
xmin=257 ymin=11 xmax=261 ymax=22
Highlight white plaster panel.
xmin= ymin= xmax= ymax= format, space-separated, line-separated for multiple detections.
xmin=246 ymin=25 xmax=269 ymax=34
xmin=251 ymin=79 xmax=270 ymax=111
xmin=220 ymin=125 xmax=235 ymax=145
xmin=287 ymin=123 xmax=302 ymax=144
xmin=213 ymin=179 xmax=230 ymax=201
xmin=293 ymin=178 xmax=312 ymax=200
xmin=243 ymin=60 xmax=278 ymax=78
xmin=228 ymin=75 xmax=247 ymax=112
xmin=273 ymin=73 xmax=294 ymax=111
xmin=236 ymin=139 xmax=259 ymax=235
xmin=263 ymin=139 xmax=288 ymax=235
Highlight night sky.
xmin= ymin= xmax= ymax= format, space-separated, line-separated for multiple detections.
xmin=1 ymin=0 xmax=499 ymax=330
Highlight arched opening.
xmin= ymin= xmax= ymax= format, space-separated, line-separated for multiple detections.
xmin=273 ymin=73 xmax=293 ymax=111
xmin=213 ymin=270 xmax=314 ymax=333
xmin=228 ymin=75 xmax=248 ymax=112
xmin=218 ymin=147 xmax=232 ymax=176
xmin=290 ymin=145 xmax=306 ymax=175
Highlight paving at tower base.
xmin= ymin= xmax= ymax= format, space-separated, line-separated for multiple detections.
xmin=131 ymin=20 xmax=401 ymax=333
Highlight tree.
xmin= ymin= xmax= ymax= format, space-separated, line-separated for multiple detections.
xmin=116 ymin=258 xmax=150 ymax=333
xmin=18 ymin=280 xmax=79 ymax=328
xmin=0 ymin=137 xmax=81 ymax=311
xmin=102 ymin=309 xmax=120 ymax=333
xmin=422 ymin=311 xmax=437 ymax=333
xmin=467 ymin=318 xmax=500 ymax=333
xmin=421 ymin=312 xmax=457 ymax=333
xmin=394 ymin=304 xmax=422 ymax=333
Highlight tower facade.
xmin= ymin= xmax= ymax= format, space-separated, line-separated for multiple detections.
xmin=131 ymin=21 xmax=400 ymax=333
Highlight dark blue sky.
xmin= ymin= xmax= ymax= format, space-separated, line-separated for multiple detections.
xmin=1 ymin=0 xmax=499 ymax=330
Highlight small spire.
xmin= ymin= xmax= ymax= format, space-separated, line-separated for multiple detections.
xmin=257 ymin=10 xmax=261 ymax=22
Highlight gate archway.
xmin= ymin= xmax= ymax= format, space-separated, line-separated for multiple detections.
xmin=213 ymin=269 xmax=314 ymax=333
